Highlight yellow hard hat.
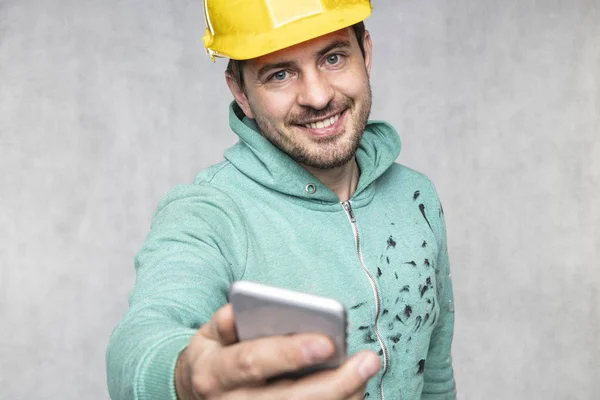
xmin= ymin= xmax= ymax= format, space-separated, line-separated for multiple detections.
xmin=202 ymin=0 xmax=372 ymax=61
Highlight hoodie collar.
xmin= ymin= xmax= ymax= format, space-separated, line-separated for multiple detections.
xmin=224 ymin=102 xmax=401 ymax=208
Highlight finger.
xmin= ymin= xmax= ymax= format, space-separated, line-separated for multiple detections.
xmin=231 ymin=350 xmax=380 ymax=400
xmin=292 ymin=350 xmax=380 ymax=400
xmin=198 ymin=333 xmax=335 ymax=394
xmin=199 ymin=304 xmax=238 ymax=346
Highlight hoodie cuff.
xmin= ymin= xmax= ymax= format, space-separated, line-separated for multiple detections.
xmin=135 ymin=334 xmax=193 ymax=400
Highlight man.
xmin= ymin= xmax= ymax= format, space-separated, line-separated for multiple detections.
xmin=107 ymin=1 xmax=456 ymax=399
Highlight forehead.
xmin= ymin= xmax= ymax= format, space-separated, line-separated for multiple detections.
xmin=246 ymin=28 xmax=356 ymax=68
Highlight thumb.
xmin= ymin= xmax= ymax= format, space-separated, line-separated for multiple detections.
xmin=199 ymin=303 xmax=238 ymax=346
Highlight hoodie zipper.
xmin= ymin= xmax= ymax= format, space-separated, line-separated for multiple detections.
xmin=342 ymin=200 xmax=389 ymax=400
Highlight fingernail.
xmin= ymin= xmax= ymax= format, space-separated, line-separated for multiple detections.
xmin=304 ymin=337 xmax=333 ymax=362
xmin=357 ymin=353 xmax=380 ymax=379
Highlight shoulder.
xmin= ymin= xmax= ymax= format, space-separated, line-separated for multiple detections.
xmin=157 ymin=160 xmax=241 ymax=207
xmin=151 ymin=161 xmax=245 ymax=229
xmin=380 ymin=163 xmax=441 ymax=200
xmin=193 ymin=160 xmax=235 ymax=185
xmin=379 ymin=163 xmax=446 ymax=241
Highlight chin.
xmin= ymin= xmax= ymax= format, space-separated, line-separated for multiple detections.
xmin=303 ymin=149 xmax=357 ymax=169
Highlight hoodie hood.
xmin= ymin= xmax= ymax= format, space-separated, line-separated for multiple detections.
xmin=224 ymin=102 xmax=401 ymax=205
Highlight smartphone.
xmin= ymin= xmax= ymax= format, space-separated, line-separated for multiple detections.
xmin=228 ymin=280 xmax=348 ymax=379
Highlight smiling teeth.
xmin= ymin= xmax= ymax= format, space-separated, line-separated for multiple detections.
xmin=305 ymin=113 xmax=340 ymax=129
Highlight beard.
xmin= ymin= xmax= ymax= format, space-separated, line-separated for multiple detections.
xmin=251 ymin=82 xmax=372 ymax=170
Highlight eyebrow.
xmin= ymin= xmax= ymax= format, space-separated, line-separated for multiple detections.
xmin=315 ymin=39 xmax=351 ymax=59
xmin=255 ymin=39 xmax=352 ymax=80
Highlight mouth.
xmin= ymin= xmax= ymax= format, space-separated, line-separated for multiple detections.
xmin=294 ymin=109 xmax=347 ymax=137
xmin=303 ymin=112 xmax=343 ymax=129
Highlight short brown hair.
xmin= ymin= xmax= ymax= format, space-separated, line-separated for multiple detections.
xmin=227 ymin=22 xmax=367 ymax=88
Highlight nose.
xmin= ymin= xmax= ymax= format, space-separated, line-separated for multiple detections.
xmin=297 ymin=70 xmax=335 ymax=110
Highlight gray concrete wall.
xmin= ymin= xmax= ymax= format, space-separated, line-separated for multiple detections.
xmin=1 ymin=0 xmax=598 ymax=398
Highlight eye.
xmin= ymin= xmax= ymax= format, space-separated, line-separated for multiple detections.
xmin=271 ymin=70 xmax=288 ymax=81
xmin=326 ymin=54 xmax=342 ymax=65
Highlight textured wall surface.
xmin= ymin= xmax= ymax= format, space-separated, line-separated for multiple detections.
xmin=1 ymin=0 xmax=598 ymax=399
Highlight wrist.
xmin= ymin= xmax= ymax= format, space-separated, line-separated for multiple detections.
xmin=175 ymin=347 xmax=191 ymax=400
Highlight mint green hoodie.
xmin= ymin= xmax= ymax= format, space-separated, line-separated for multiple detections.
xmin=106 ymin=103 xmax=456 ymax=399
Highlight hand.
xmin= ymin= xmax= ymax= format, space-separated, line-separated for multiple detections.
xmin=175 ymin=304 xmax=381 ymax=399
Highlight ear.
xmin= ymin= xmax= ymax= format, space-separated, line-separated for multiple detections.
xmin=363 ymin=30 xmax=373 ymax=77
xmin=225 ymin=71 xmax=254 ymax=119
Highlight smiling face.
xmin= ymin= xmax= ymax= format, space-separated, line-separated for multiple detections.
xmin=226 ymin=28 xmax=373 ymax=170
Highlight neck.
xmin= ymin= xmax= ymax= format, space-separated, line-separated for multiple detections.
xmin=302 ymin=158 xmax=360 ymax=202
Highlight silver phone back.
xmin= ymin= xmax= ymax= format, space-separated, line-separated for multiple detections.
xmin=229 ymin=280 xmax=347 ymax=374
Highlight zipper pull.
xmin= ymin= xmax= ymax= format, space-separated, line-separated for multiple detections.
xmin=342 ymin=201 xmax=356 ymax=223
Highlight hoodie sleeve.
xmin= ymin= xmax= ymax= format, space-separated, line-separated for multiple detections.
xmin=422 ymin=181 xmax=457 ymax=399
xmin=106 ymin=184 xmax=248 ymax=400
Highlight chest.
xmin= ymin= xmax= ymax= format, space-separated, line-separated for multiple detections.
xmin=238 ymin=196 xmax=442 ymax=336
